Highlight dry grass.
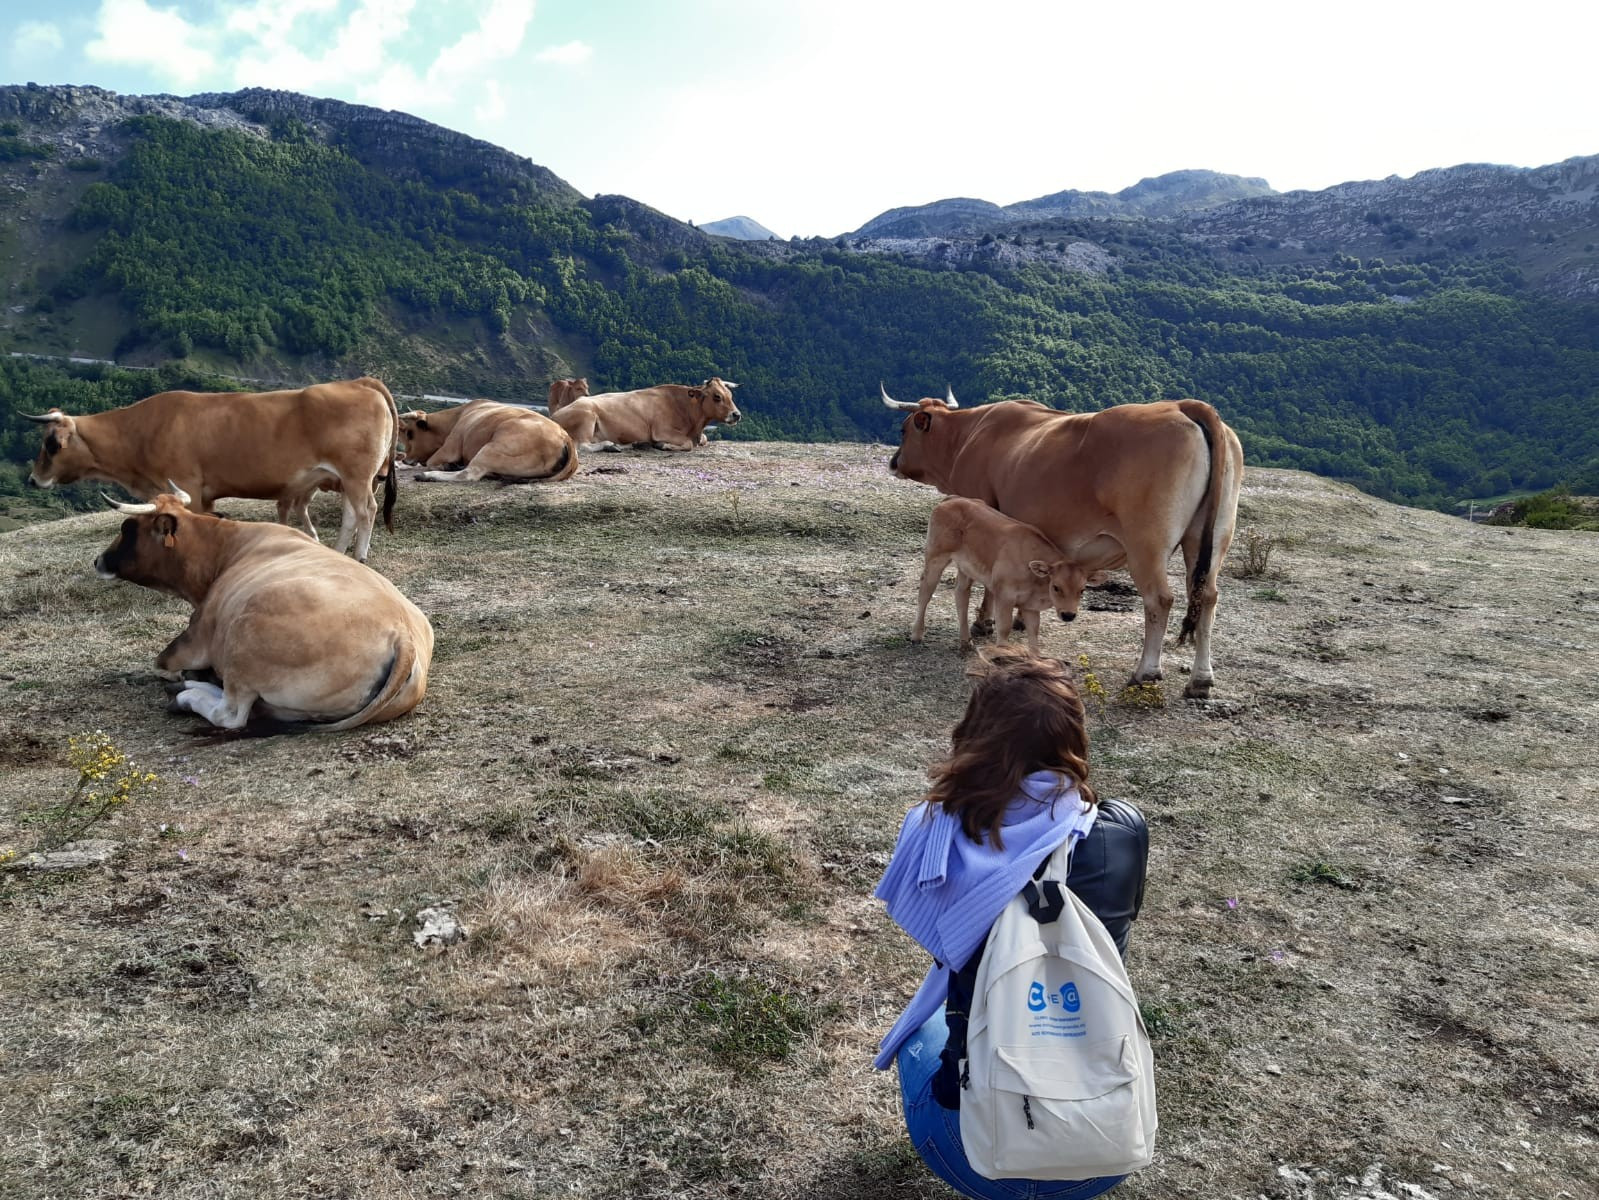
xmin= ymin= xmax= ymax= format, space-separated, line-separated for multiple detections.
xmin=0 ymin=444 xmax=1595 ymax=1200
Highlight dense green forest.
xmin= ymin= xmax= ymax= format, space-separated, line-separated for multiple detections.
xmin=3 ymin=113 xmax=1597 ymax=514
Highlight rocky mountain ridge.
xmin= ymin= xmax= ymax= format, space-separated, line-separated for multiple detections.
xmin=851 ymin=170 xmax=1274 ymax=238
xmin=1 ymin=83 xmax=583 ymax=208
xmin=701 ymin=215 xmax=779 ymax=241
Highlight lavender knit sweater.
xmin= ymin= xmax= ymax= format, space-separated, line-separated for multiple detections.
xmin=873 ymin=771 xmax=1097 ymax=1069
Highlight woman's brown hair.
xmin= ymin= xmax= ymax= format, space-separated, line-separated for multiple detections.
xmin=924 ymin=646 xmax=1097 ymax=848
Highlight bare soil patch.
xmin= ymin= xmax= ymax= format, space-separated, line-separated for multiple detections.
xmin=1 ymin=443 xmax=1595 ymax=1199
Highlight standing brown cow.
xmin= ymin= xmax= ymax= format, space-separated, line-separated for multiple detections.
xmin=884 ymin=384 xmax=1243 ymax=697
xmin=26 ymin=376 xmax=400 ymax=562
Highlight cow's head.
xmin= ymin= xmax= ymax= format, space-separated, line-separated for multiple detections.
xmin=94 ymin=485 xmax=198 ymax=592
xmin=691 ymin=378 xmax=741 ymax=426
xmin=1028 ymin=558 xmax=1092 ymax=623
xmin=883 ymin=383 xmax=959 ymax=483
xmin=397 ymin=410 xmax=445 ymax=464
xmin=548 ymin=377 xmax=589 ymax=413
xmin=25 ymin=410 xmax=98 ymax=489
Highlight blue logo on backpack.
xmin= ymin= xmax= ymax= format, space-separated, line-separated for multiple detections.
xmin=1027 ymin=982 xmax=1047 ymax=1012
xmin=1061 ymin=982 xmax=1080 ymax=1012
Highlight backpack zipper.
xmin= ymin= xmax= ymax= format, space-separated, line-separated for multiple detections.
xmin=1022 ymin=1096 xmax=1035 ymax=1130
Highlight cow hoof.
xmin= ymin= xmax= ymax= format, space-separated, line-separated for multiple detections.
xmin=971 ymin=620 xmax=995 ymax=638
xmin=1184 ymin=679 xmax=1214 ymax=700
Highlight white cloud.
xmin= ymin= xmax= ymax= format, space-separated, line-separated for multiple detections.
xmin=431 ymin=0 xmax=537 ymax=84
xmin=533 ymin=40 xmax=592 ymax=66
xmin=85 ymin=0 xmax=217 ymax=87
xmin=13 ymin=20 xmax=64 ymax=63
xmin=474 ymin=80 xmax=507 ymax=123
xmin=235 ymin=0 xmax=416 ymax=93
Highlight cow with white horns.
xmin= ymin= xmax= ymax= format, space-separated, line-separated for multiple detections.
xmin=26 ymin=377 xmax=401 ymax=562
xmin=95 ymin=485 xmax=433 ymax=732
xmin=882 ymin=382 xmax=1244 ymax=697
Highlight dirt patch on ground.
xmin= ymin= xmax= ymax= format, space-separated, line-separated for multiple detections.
xmin=1 ymin=444 xmax=1595 ymax=1199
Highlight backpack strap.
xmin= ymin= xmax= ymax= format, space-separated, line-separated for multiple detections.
xmin=1022 ymin=878 xmax=1066 ymax=924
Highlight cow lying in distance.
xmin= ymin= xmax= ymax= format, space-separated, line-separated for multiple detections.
xmin=26 ymin=377 xmax=400 ymax=562
xmin=546 ymin=377 xmax=589 ymax=413
xmin=912 ymin=497 xmax=1093 ymax=653
xmin=95 ymin=486 xmax=432 ymax=731
xmin=398 ymin=401 xmax=579 ymax=483
xmin=552 ymin=378 xmax=741 ymax=451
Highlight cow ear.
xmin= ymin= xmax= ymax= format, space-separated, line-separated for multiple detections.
xmin=1028 ymin=559 xmax=1050 ymax=578
xmin=415 ymin=416 xmax=429 ymax=430
xmin=689 ymin=388 xmax=705 ymax=402
xmin=155 ymin=513 xmax=178 ymax=548
xmin=913 ymin=411 xmax=932 ymax=432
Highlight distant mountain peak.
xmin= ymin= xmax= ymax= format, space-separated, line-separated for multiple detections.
xmin=701 ymin=215 xmax=780 ymax=240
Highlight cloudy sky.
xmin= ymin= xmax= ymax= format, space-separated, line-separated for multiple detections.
xmin=6 ymin=0 xmax=1597 ymax=238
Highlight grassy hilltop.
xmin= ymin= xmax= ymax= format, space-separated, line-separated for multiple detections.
xmin=0 ymin=446 xmax=1595 ymax=1198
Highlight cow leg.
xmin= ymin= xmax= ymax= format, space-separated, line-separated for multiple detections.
xmin=972 ymin=587 xmax=995 ymax=638
xmin=911 ymin=554 xmax=952 ymax=643
xmin=277 ymin=494 xmax=320 ymax=542
xmin=154 ymin=619 xmax=211 ymax=682
xmin=954 ymin=572 xmax=976 ymax=651
xmin=1125 ymin=552 xmax=1176 ymax=684
xmin=171 ymin=680 xmax=255 ymax=730
xmin=653 ymin=439 xmax=696 ymax=451
xmin=1177 ymin=537 xmax=1231 ymax=699
xmin=1021 ymin=608 xmax=1042 ymax=655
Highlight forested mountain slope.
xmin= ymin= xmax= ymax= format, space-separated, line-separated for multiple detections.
xmin=1 ymin=84 xmax=1596 ymax=517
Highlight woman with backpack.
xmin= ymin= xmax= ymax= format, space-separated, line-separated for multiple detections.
xmin=874 ymin=647 xmax=1152 ymax=1200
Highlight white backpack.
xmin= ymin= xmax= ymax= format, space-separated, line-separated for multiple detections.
xmin=959 ymin=842 xmax=1158 ymax=1180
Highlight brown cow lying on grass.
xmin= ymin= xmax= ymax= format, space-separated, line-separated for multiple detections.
xmin=398 ymin=401 xmax=579 ymax=483
xmin=546 ymin=377 xmax=589 ymax=413
xmin=95 ymin=486 xmax=433 ymax=732
xmin=912 ymin=497 xmax=1093 ymax=653
xmin=552 ymin=378 xmax=741 ymax=450
xmin=26 ymin=377 xmax=401 ymax=562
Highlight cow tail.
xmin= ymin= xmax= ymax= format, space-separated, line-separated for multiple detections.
xmin=382 ymin=459 xmax=397 ymax=532
xmin=362 ymin=376 xmax=402 ymax=532
xmin=1176 ymin=400 xmax=1227 ymax=646
xmin=548 ymin=435 xmax=579 ymax=482
xmin=321 ymin=639 xmax=423 ymax=733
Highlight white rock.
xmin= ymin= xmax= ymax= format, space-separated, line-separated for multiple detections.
xmin=413 ymin=906 xmax=468 ymax=948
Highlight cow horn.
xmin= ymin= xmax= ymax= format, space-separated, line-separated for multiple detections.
xmin=723 ymin=380 xmax=739 ymax=389
xmin=167 ymin=481 xmax=192 ymax=505
xmin=104 ymin=493 xmax=157 ymax=514
xmin=880 ymin=382 xmax=918 ymax=412
xmin=21 ymin=410 xmax=65 ymax=423
xmin=944 ymin=385 xmax=959 ymax=409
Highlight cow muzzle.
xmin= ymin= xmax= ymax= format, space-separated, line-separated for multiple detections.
xmin=26 ymin=472 xmax=49 ymax=489
xmin=725 ymin=410 xmax=742 ymax=425
xmin=1059 ymin=611 xmax=1077 ymax=622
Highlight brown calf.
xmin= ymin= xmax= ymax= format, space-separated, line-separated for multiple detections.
xmin=912 ymin=497 xmax=1093 ymax=654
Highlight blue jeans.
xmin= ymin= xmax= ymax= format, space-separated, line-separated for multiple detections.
xmin=896 ymin=1010 xmax=1125 ymax=1200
